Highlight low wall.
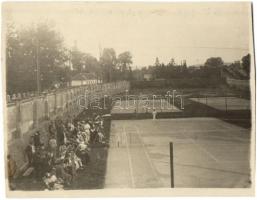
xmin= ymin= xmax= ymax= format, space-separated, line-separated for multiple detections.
xmin=6 ymin=81 xmax=130 ymax=171
xmin=131 ymin=78 xmax=222 ymax=89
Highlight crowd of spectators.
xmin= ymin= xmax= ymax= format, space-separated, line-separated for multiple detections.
xmin=24 ymin=113 xmax=105 ymax=190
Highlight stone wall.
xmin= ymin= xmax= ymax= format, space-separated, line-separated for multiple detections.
xmin=6 ymin=81 xmax=130 ymax=171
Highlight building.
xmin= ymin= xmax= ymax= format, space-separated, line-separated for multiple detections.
xmin=71 ymin=73 xmax=100 ymax=87
xmin=143 ymin=73 xmax=154 ymax=81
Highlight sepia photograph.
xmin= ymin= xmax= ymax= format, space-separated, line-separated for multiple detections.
xmin=2 ymin=1 xmax=255 ymax=197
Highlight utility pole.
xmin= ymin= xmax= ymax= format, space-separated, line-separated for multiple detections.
xmin=36 ymin=38 xmax=41 ymax=95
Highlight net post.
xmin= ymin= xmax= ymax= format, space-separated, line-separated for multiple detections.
xmin=170 ymin=142 xmax=174 ymax=188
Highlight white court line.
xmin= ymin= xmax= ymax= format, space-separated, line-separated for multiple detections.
xmin=213 ymin=122 xmax=250 ymax=142
xmin=139 ymin=129 xmax=247 ymax=134
xmin=224 ymin=131 xmax=250 ymax=144
xmin=181 ymin=128 xmax=219 ymax=163
xmin=134 ymin=125 xmax=164 ymax=187
xmin=123 ymin=124 xmax=136 ymax=188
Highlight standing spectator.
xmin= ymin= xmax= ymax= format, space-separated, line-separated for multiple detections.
xmin=56 ymin=121 xmax=65 ymax=147
xmin=152 ymin=109 xmax=157 ymax=120
xmin=7 ymin=154 xmax=17 ymax=190
xmin=48 ymin=121 xmax=56 ymax=138
xmin=33 ymin=131 xmax=41 ymax=148
xmin=25 ymin=137 xmax=35 ymax=166
xmin=34 ymin=144 xmax=47 ymax=180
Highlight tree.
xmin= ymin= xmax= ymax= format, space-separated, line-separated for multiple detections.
xmin=203 ymin=57 xmax=224 ymax=81
xmin=35 ymin=22 xmax=69 ymax=89
xmin=180 ymin=60 xmax=188 ymax=74
xmin=117 ymin=51 xmax=133 ymax=80
xmin=117 ymin=51 xmax=132 ymax=72
xmin=71 ymin=47 xmax=86 ymax=72
xmin=204 ymin=57 xmax=224 ymax=68
xmin=6 ymin=22 xmax=69 ymax=94
xmin=155 ymin=57 xmax=160 ymax=67
xmin=6 ymin=23 xmax=25 ymax=93
xmin=242 ymin=54 xmax=250 ymax=77
xmin=168 ymin=58 xmax=175 ymax=66
xmin=83 ymin=54 xmax=98 ymax=72
xmin=84 ymin=53 xmax=101 ymax=81
xmin=99 ymin=48 xmax=117 ymax=82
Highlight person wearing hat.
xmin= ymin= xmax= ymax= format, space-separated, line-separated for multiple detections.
xmin=33 ymin=131 xmax=41 ymax=148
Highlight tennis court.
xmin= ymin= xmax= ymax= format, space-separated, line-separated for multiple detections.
xmin=104 ymin=118 xmax=251 ymax=188
xmin=111 ymin=99 xmax=182 ymax=114
xmin=190 ymin=97 xmax=250 ymax=111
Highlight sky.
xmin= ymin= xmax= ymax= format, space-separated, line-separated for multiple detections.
xmin=3 ymin=2 xmax=253 ymax=68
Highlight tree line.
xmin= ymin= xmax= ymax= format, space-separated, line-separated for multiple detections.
xmin=133 ymin=54 xmax=250 ymax=82
xmin=6 ymin=22 xmax=133 ymax=94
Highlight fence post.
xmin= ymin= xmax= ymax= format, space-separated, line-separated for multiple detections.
xmin=32 ymin=97 xmax=38 ymax=129
xmin=60 ymin=92 xmax=64 ymax=113
xmin=65 ymin=92 xmax=69 ymax=113
xmin=17 ymin=93 xmax=22 ymax=100
xmin=7 ymin=95 xmax=11 ymax=103
xmin=15 ymin=101 xmax=22 ymax=138
xmin=71 ymin=90 xmax=74 ymax=114
xmin=66 ymin=91 xmax=69 ymax=114
xmin=12 ymin=94 xmax=17 ymax=101
xmin=54 ymin=92 xmax=57 ymax=116
xmin=44 ymin=94 xmax=49 ymax=120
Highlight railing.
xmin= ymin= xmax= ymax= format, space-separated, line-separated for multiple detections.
xmin=6 ymin=81 xmax=130 ymax=143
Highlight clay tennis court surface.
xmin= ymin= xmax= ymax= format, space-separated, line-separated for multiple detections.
xmin=104 ymin=118 xmax=251 ymax=188
xmin=111 ymin=99 xmax=182 ymax=114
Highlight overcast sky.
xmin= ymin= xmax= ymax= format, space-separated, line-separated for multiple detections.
xmin=3 ymin=2 xmax=252 ymax=68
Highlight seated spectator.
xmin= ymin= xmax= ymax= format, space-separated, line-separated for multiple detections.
xmin=76 ymin=143 xmax=90 ymax=165
xmin=30 ymin=113 xmax=105 ymax=190
xmin=43 ymin=171 xmax=57 ymax=190
xmin=83 ymin=121 xmax=91 ymax=132
xmin=55 ymin=162 xmax=72 ymax=186
xmin=97 ymin=131 xmax=105 ymax=144
xmin=59 ymin=145 xmax=67 ymax=159
xmin=49 ymin=136 xmax=57 ymax=158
